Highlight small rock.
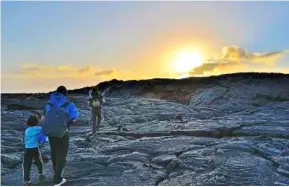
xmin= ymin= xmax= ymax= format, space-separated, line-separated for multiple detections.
xmin=166 ymin=158 xmax=182 ymax=173
xmin=274 ymin=182 xmax=289 ymax=186
xmin=107 ymin=151 xmax=149 ymax=164
xmin=152 ymin=154 xmax=177 ymax=166
xmin=1 ymin=153 xmax=22 ymax=169
xmin=277 ymin=167 xmax=289 ymax=177
xmin=168 ymin=171 xmax=183 ymax=179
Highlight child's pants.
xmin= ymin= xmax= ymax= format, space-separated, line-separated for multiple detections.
xmin=23 ymin=147 xmax=43 ymax=181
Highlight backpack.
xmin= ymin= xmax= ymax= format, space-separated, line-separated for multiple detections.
xmin=88 ymin=90 xmax=102 ymax=108
xmin=42 ymin=101 xmax=70 ymax=138
xmin=92 ymin=99 xmax=100 ymax=107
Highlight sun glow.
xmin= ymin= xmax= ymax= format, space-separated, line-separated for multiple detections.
xmin=172 ymin=49 xmax=204 ymax=73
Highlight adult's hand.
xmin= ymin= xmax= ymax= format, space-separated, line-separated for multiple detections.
xmin=67 ymin=119 xmax=77 ymax=129
xmin=40 ymin=115 xmax=45 ymax=121
xmin=68 ymin=119 xmax=77 ymax=125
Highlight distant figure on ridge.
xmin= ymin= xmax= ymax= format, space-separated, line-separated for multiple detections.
xmin=87 ymin=87 xmax=104 ymax=134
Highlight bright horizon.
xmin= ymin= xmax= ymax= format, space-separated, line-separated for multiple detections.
xmin=2 ymin=1 xmax=289 ymax=93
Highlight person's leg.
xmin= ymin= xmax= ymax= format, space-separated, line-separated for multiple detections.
xmin=49 ymin=137 xmax=59 ymax=174
xmin=23 ymin=149 xmax=33 ymax=182
xmin=54 ymin=133 xmax=69 ymax=183
xmin=92 ymin=108 xmax=97 ymax=134
xmin=96 ymin=107 xmax=102 ymax=131
xmin=34 ymin=148 xmax=44 ymax=174
xmin=39 ymin=142 xmax=49 ymax=163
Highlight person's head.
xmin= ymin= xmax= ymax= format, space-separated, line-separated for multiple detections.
xmin=92 ymin=87 xmax=99 ymax=93
xmin=56 ymin=86 xmax=67 ymax=96
xmin=26 ymin=115 xmax=39 ymax=127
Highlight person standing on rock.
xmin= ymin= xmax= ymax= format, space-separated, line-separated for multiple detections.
xmin=42 ymin=86 xmax=79 ymax=186
xmin=87 ymin=87 xmax=104 ymax=134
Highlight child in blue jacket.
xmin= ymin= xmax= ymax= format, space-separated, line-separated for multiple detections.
xmin=23 ymin=115 xmax=47 ymax=185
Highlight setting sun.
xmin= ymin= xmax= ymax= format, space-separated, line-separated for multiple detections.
xmin=172 ymin=49 xmax=204 ymax=73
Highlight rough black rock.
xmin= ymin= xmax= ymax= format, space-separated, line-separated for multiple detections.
xmin=1 ymin=73 xmax=289 ymax=186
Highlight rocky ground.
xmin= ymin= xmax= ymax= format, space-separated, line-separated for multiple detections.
xmin=1 ymin=73 xmax=289 ymax=186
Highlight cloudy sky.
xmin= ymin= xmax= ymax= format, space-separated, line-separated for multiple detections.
xmin=2 ymin=1 xmax=289 ymax=93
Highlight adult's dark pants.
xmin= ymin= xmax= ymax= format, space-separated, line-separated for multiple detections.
xmin=49 ymin=133 xmax=69 ymax=183
xmin=23 ymin=147 xmax=43 ymax=182
xmin=92 ymin=107 xmax=101 ymax=134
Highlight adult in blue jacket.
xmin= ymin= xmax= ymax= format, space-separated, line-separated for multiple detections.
xmin=42 ymin=86 xmax=79 ymax=186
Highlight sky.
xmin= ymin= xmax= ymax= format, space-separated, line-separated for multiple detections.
xmin=2 ymin=1 xmax=289 ymax=93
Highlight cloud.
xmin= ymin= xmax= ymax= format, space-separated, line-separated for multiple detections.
xmin=15 ymin=64 xmax=77 ymax=77
xmin=7 ymin=64 xmax=122 ymax=81
xmin=17 ymin=64 xmax=44 ymax=75
xmin=79 ymin=66 xmax=91 ymax=73
xmin=190 ymin=45 xmax=288 ymax=75
xmin=94 ymin=69 xmax=115 ymax=76
xmin=221 ymin=45 xmax=286 ymax=63
xmin=11 ymin=64 xmax=98 ymax=79
xmin=250 ymin=51 xmax=286 ymax=64
xmin=190 ymin=61 xmax=245 ymax=76
xmin=190 ymin=61 xmax=235 ymax=75
xmin=55 ymin=65 xmax=78 ymax=73
xmin=3 ymin=63 xmax=153 ymax=92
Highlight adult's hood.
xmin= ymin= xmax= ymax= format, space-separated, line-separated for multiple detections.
xmin=48 ymin=92 xmax=67 ymax=107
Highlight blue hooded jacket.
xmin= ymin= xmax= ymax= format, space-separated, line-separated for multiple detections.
xmin=44 ymin=92 xmax=79 ymax=121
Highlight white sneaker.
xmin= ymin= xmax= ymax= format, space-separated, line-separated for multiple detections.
xmin=54 ymin=178 xmax=66 ymax=186
xmin=23 ymin=181 xmax=32 ymax=186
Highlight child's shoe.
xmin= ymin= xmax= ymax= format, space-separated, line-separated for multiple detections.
xmin=24 ymin=181 xmax=32 ymax=186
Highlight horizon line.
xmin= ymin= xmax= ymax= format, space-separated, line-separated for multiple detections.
xmin=1 ymin=72 xmax=289 ymax=94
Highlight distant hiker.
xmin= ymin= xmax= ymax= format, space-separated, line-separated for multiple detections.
xmin=87 ymin=87 xmax=104 ymax=134
xmin=42 ymin=86 xmax=79 ymax=186
xmin=23 ymin=114 xmax=46 ymax=186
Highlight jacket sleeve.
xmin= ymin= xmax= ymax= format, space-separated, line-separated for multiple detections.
xmin=43 ymin=105 xmax=47 ymax=116
xmin=68 ymin=103 xmax=79 ymax=120
xmin=43 ymin=103 xmax=51 ymax=116
xmin=37 ymin=128 xmax=47 ymax=144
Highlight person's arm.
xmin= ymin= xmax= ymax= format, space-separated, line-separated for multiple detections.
xmin=41 ymin=103 xmax=50 ymax=121
xmin=101 ymin=92 xmax=106 ymax=103
xmin=68 ymin=103 xmax=79 ymax=124
xmin=37 ymin=127 xmax=47 ymax=144
xmin=99 ymin=94 xmax=103 ymax=105
xmin=97 ymin=91 xmax=104 ymax=105
xmin=22 ymin=130 xmax=26 ymax=148
xmin=88 ymin=89 xmax=92 ymax=99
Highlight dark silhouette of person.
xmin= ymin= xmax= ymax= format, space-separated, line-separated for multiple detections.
xmin=42 ymin=86 xmax=79 ymax=185
xmin=87 ymin=87 xmax=103 ymax=134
